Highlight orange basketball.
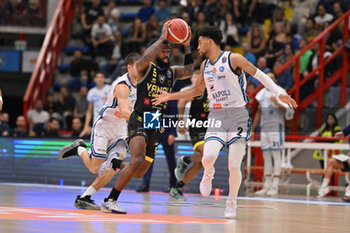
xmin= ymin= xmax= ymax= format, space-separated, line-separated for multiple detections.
xmin=167 ymin=18 xmax=190 ymax=44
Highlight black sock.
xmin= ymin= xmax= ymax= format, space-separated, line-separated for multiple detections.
xmin=111 ymin=158 xmax=123 ymax=170
xmin=106 ymin=187 xmax=121 ymax=201
xmin=183 ymin=156 xmax=191 ymax=164
xmin=176 ymin=181 xmax=186 ymax=189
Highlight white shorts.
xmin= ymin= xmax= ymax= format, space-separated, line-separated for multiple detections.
xmin=204 ymin=108 xmax=251 ymax=147
xmin=260 ymin=128 xmax=284 ymax=151
xmin=89 ymin=117 xmax=128 ymax=159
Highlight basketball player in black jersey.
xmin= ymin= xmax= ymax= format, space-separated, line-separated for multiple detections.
xmin=170 ymin=70 xmax=209 ymax=200
xmin=101 ymin=21 xmax=194 ymax=213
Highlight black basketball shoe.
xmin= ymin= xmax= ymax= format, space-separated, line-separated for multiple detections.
xmin=58 ymin=139 xmax=86 ymax=160
xmin=74 ymin=195 xmax=100 ymax=210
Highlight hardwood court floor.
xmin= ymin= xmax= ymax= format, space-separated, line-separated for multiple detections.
xmin=0 ymin=183 xmax=349 ymax=233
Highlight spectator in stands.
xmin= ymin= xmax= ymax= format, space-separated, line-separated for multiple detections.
xmin=155 ymin=0 xmax=171 ymax=23
xmin=189 ymin=0 xmax=204 ymax=23
xmin=56 ymin=86 xmax=76 ymax=130
xmin=203 ymin=0 xmax=219 ymax=26
xmin=79 ymin=0 xmax=104 ymax=45
xmin=0 ymin=112 xmax=10 ymax=136
xmin=108 ymin=8 xmax=120 ymax=34
xmin=105 ymin=0 xmax=116 ymax=21
xmin=291 ymin=0 xmax=318 ymax=35
xmin=242 ymin=42 xmax=256 ymax=65
xmin=181 ymin=11 xmax=191 ymax=26
xmin=2 ymin=0 xmax=25 ymax=25
xmin=216 ymin=0 xmax=231 ymax=22
xmin=30 ymin=117 xmax=60 ymax=137
xmin=11 ymin=115 xmax=28 ymax=137
xmin=313 ymin=113 xmax=342 ymax=169
xmin=27 ymin=99 xmax=49 ymax=129
xmin=191 ymin=11 xmax=210 ymax=49
xmin=74 ymin=86 xmax=89 ymax=124
xmin=44 ymin=93 xmax=59 ymax=116
xmin=304 ymin=43 xmax=333 ymax=79
xmin=138 ymin=0 xmax=154 ymax=23
xmin=281 ymin=43 xmax=295 ymax=72
xmin=71 ymin=117 xmax=83 ymax=139
xmin=146 ymin=15 xmax=160 ymax=42
xmin=247 ymin=24 xmax=266 ymax=58
xmin=325 ymin=21 xmax=343 ymax=53
xmin=333 ymin=1 xmax=345 ymax=21
xmin=1 ymin=112 xmax=9 ymax=124
xmin=219 ymin=12 xmax=239 ymax=47
xmin=299 ymin=39 xmax=313 ymax=75
xmin=315 ymin=2 xmax=334 ymax=29
xmin=67 ymin=50 xmax=90 ymax=89
xmin=248 ymin=57 xmax=271 ymax=87
xmin=266 ymin=22 xmax=286 ymax=68
xmin=302 ymin=17 xmax=319 ymax=43
xmin=80 ymin=72 xmax=110 ymax=137
xmin=24 ymin=0 xmax=44 ymax=26
xmin=91 ymin=16 xmax=114 ymax=59
xmin=99 ymin=32 xmax=125 ymax=81
xmin=273 ymin=58 xmax=293 ymax=90
xmin=129 ymin=17 xmax=147 ymax=54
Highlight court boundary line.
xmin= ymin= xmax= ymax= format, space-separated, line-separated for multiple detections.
xmin=1 ymin=182 xmax=350 ymax=206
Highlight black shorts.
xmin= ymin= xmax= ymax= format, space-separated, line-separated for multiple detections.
xmin=128 ymin=111 xmax=160 ymax=162
xmin=189 ymin=127 xmax=207 ymax=151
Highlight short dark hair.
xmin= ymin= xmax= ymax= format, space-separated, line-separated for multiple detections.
xmin=48 ymin=117 xmax=59 ymax=123
xmin=125 ymin=52 xmax=141 ymax=66
xmin=198 ymin=26 xmax=223 ymax=45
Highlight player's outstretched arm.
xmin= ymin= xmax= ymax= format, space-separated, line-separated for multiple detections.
xmin=230 ymin=53 xmax=298 ymax=109
xmin=152 ymin=61 xmax=206 ymax=105
xmin=136 ymin=21 xmax=171 ymax=80
xmin=172 ymin=29 xmax=194 ymax=80
xmin=114 ymin=84 xmax=132 ymax=121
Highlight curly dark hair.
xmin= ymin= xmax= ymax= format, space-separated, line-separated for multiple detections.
xmin=198 ymin=26 xmax=223 ymax=46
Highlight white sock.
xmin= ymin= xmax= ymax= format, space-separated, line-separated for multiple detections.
xmin=81 ymin=186 xmax=96 ymax=198
xmin=77 ymin=146 xmax=86 ymax=157
xmin=322 ymin=178 xmax=330 ymax=188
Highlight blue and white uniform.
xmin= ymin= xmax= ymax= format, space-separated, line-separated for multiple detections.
xmin=203 ymin=51 xmax=251 ymax=146
xmin=89 ymin=73 xmax=137 ymax=159
xmin=255 ymin=85 xmax=288 ymax=150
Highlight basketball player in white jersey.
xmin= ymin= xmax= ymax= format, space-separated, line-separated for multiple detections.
xmin=80 ymin=72 xmax=111 ymax=137
xmin=153 ymin=26 xmax=297 ymax=218
xmin=58 ymin=53 xmax=140 ymax=212
xmin=251 ymin=72 xmax=293 ymax=196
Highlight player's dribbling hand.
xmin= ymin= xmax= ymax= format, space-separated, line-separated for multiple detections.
xmin=161 ymin=21 xmax=171 ymax=40
xmin=279 ymin=94 xmax=298 ymax=109
xmin=152 ymin=90 xmax=170 ymax=105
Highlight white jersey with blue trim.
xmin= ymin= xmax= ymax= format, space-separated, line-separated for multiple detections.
xmin=203 ymin=51 xmax=248 ymax=110
xmin=255 ymin=85 xmax=287 ymax=131
xmin=99 ymin=73 xmax=137 ymax=122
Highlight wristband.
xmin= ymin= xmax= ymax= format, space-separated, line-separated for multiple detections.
xmin=184 ymin=53 xmax=194 ymax=65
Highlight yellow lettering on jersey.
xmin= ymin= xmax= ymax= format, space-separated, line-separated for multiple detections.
xmin=146 ymin=83 xmax=172 ymax=96
xmin=152 ymin=68 xmax=157 ymax=77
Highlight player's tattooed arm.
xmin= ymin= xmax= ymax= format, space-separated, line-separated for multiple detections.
xmin=114 ymin=84 xmax=132 ymax=122
xmin=152 ymin=61 xmax=205 ymax=105
xmin=136 ymin=21 xmax=171 ymax=79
